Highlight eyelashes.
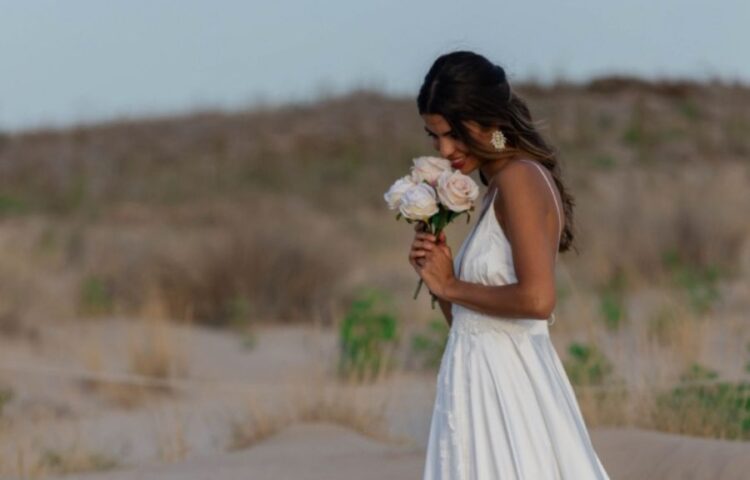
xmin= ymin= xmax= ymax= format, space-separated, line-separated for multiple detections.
xmin=426 ymin=132 xmax=459 ymax=140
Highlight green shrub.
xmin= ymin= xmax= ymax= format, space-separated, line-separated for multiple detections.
xmin=0 ymin=194 xmax=27 ymax=215
xmin=653 ymin=381 xmax=750 ymax=440
xmin=662 ymin=249 xmax=721 ymax=315
xmin=224 ymin=296 xmax=253 ymax=329
xmin=78 ymin=275 xmax=115 ymax=317
xmin=647 ymin=305 xmax=680 ymax=346
xmin=598 ymin=269 xmax=627 ymax=331
xmin=338 ymin=289 xmax=398 ymax=380
xmin=676 ymin=99 xmax=702 ymax=121
xmin=564 ymin=342 xmax=614 ymax=386
xmin=622 ymin=125 xmax=643 ymax=147
xmin=590 ymin=154 xmax=617 ymax=170
xmin=652 ymin=364 xmax=750 ymax=439
xmin=410 ymin=319 xmax=449 ymax=370
xmin=38 ymin=447 xmax=118 ymax=475
xmin=679 ymin=363 xmax=719 ymax=383
xmin=0 ymin=387 xmax=13 ymax=416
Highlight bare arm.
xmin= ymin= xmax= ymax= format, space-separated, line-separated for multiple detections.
xmin=439 ymin=162 xmax=558 ymax=320
xmin=436 ymin=297 xmax=453 ymax=327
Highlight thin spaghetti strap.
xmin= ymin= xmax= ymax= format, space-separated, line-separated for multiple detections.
xmin=519 ymin=160 xmax=563 ymax=244
xmin=519 ymin=160 xmax=561 ymax=326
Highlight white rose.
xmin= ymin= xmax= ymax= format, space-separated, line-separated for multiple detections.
xmin=436 ymin=170 xmax=479 ymax=212
xmin=399 ymin=183 xmax=439 ymax=221
xmin=410 ymin=156 xmax=452 ymax=186
xmin=383 ymin=175 xmax=417 ymax=210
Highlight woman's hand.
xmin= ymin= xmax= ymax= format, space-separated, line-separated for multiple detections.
xmin=408 ymin=222 xmax=434 ymax=272
xmin=408 ymin=223 xmax=454 ymax=299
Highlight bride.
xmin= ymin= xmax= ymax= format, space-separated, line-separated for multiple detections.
xmin=409 ymin=51 xmax=610 ymax=479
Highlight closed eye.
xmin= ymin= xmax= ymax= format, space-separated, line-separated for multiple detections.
xmin=424 ymin=127 xmax=457 ymax=139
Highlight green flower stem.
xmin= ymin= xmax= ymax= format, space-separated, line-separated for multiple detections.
xmin=413 ymin=214 xmax=447 ymax=310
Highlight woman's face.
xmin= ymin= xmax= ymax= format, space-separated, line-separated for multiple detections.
xmin=421 ymin=113 xmax=486 ymax=175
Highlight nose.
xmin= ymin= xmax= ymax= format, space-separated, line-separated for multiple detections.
xmin=437 ymin=138 xmax=457 ymax=158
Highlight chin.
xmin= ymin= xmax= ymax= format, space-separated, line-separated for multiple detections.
xmin=462 ymin=162 xmax=479 ymax=175
xmin=452 ymin=158 xmax=477 ymax=174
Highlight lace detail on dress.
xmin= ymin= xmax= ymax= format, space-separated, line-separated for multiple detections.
xmin=452 ymin=309 xmax=549 ymax=337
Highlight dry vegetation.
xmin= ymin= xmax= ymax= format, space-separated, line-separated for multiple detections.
xmin=1 ymin=77 xmax=748 ymax=327
xmin=228 ymin=380 xmax=398 ymax=451
xmin=3 ymin=429 xmax=118 ymax=479
xmin=0 ymin=76 xmax=749 ymax=475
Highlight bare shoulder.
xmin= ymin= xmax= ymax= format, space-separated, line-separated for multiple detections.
xmin=491 ymin=160 xmax=550 ymax=204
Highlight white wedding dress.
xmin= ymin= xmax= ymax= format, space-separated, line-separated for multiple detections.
xmin=422 ymin=160 xmax=610 ymax=479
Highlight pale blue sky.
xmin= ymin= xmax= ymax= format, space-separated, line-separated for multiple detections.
xmin=1 ymin=1 xmax=748 ymax=132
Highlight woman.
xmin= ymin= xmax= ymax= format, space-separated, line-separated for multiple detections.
xmin=410 ymin=51 xmax=610 ymax=479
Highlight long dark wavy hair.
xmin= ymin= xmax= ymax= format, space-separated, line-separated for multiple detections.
xmin=417 ymin=50 xmax=577 ymax=253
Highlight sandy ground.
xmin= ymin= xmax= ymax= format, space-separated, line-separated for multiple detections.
xmin=2 ymin=320 xmax=750 ymax=479
xmin=57 ymin=422 xmax=750 ymax=480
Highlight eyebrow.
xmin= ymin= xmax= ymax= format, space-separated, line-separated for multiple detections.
xmin=424 ymin=126 xmax=453 ymax=137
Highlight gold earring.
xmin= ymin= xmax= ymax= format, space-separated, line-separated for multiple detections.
xmin=490 ymin=130 xmax=506 ymax=151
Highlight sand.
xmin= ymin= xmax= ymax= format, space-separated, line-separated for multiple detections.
xmin=3 ymin=321 xmax=750 ymax=480
xmin=56 ymin=422 xmax=750 ymax=480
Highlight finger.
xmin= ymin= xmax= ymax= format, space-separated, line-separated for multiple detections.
xmin=409 ymin=257 xmax=422 ymax=271
xmin=409 ymin=257 xmax=422 ymax=269
xmin=416 ymin=233 xmax=437 ymax=242
xmin=437 ymin=232 xmax=447 ymax=243
xmin=412 ymin=239 xmax=434 ymax=250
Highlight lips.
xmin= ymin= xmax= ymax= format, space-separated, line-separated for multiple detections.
xmin=451 ymin=158 xmax=466 ymax=169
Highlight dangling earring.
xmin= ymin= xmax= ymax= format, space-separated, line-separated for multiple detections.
xmin=490 ymin=129 xmax=507 ymax=151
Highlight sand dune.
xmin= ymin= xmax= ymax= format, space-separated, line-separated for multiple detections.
xmin=4 ymin=321 xmax=749 ymax=479
xmin=57 ymin=422 xmax=750 ymax=480
xmin=592 ymin=427 xmax=750 ymax=480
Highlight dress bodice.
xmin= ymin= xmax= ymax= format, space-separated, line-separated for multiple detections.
xmin=453 ymin=188 xmax=515 ymax=289
xmin=451 ymin=161 xmax=562 ymax=329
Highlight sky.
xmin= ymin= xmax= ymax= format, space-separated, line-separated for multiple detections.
xmin=1 ymin=0 xmax=749 ymax=132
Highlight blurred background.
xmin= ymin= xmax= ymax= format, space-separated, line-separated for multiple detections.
xmin=1 ymin=1 xmax=749 ymax=479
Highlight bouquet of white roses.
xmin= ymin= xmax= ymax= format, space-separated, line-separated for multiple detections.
xmin=384 ymin=156 xmax=480 ymax=308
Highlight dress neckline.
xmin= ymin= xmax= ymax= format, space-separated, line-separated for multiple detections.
xmin=456 ymin=188 xmax=504 ymax=280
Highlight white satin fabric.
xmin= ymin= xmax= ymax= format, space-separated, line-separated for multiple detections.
xmin=422 ymin=166 xmax=610 ymax=479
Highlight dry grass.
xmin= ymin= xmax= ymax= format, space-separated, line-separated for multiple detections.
xmin=75 ymin=332 xmax=161 ymax=409
xmin=2 ymin=429 xmax=117 ymax=479
xmin=1 ymin=80 xmax=749 ymax=327
xmin=127 ymin=314 xmax=189 ymax=382
xmin=0 ymin=79 xmax=749 ymax=446
xmin=150 ymin=407 xmax=190 ymax=463
xmin=58 ymin=194 xmax=355 ymax=327
xmin=228 ymin=377 xmax=401 ymax=451
xmin=73 ymin=310 xmax=190 ymax=408
xmin=228 ymin=393 xmax=288 ymax=450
